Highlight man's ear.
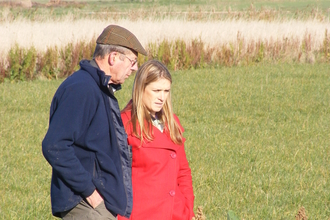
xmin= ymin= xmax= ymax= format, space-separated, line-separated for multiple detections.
xmin=108 ymin=52 xmax=117 ymax=66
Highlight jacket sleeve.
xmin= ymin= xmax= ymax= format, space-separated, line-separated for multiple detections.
xmin=42 ymin=82 xmax=97 ymax=198
xmin=174 ymin=115 xmax=195 ymax=218
xmin=118 ymin=111 xmax=132 ymax=220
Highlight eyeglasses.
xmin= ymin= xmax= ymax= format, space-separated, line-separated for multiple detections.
xmin=120 ymin=53 xmax=138 ymax=67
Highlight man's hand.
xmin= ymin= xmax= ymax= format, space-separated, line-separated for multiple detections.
xmin=86 ymin=189 xmax=104 ymax=209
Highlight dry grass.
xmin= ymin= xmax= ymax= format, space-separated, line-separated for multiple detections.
xmin=0 ymin=18 xmax=329 ymax=59
xmin=295 ymin=207 xmax=308 ymax=220
xmin=1 ymin=17 xmax=329 ymax=82
xmin=192 ymin=206 xmax=206 ymax=220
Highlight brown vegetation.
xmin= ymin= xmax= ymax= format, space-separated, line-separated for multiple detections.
xmin=295 ymin=207 xmax=308 ymax=220
xmin=1 ymin=30 xmax=329 ymax=83
xmin=0 ymin=4 xmax=329 ymax=83
xmin=192 ymin=206 xmax=206 ymax=220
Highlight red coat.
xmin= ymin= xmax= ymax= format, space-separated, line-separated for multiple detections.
xmin=118 ymin=111 xmax=195 ymax=220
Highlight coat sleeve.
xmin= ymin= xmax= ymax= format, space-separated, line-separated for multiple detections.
xmin=42 ymin=82 xmax=97 ymax=198
xmin=121 ymin=111 xmax=131 ymax=134
xmin=174 ymin=115 xmax=195 ymax=219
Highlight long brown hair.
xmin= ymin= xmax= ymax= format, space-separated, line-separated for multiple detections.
xmin=122 ymin=60 xmax=183 ymax=145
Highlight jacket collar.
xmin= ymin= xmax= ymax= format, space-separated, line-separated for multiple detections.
xmin=79 ymin=59 xmax=122 ymax=92
xmin=80 ymin=59 xmax=110 ymax=88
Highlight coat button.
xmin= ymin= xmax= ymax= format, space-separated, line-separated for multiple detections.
xmin=170 ymin=152 xmax=177 ymax=159
xmin=169 ymin=190 xmax=175 ymax=196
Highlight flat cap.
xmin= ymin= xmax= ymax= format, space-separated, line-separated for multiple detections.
xmin=96 ymin=25 xmax=147 ymax=56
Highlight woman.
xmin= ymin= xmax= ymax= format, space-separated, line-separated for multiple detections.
xmin=119 ymin=60 xmax=195 ymax=220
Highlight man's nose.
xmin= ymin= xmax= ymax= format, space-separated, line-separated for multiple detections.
xmin=131 ymin=62 xmax=138 ymax=71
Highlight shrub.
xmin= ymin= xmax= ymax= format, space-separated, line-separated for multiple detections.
xmin=59 ymin=40 xmax=95 ymax=78
xmin=0 ymin=57 xmax=6 ymax=83
xmin=59 ymin=42 xmax=74 ymax=78
xmin=21 ymin=47 xmax=37 ymax=80
xmin=322 ymin=29 xmax=330 ymax=62
xmin=36 ymin=46 xmax=59 ymax=79
xmin=7 ymin=44 xmax=24 ymax=82
xmin=7 ymin=44 xmax=37 ymax=82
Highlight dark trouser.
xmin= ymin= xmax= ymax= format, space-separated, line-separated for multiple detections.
xmin=60 ymin=200 xmax=117 ymax=220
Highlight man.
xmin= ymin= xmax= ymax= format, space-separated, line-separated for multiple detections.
xmin=42 ymin=25 xmax=147 ymax=219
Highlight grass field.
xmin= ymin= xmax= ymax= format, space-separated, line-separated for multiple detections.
xmin=1 ymin=63 xmax=329 ymax=219
xmin=2 ymin=0 xmax=330 ymax=17
xmin=1 ymin=0 xmax=330 ymax=219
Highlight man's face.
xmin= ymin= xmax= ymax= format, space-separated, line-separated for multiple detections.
xmin=109 ymin=50 xmax=138 ymax=85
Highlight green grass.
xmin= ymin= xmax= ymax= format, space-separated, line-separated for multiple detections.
xmin=28 ymin=0 xmax=330 ymax=10
xmin=170 ymin=63 xmax=330 ymax=219
xmin=1 ymin=0 xmax=329 ymax=21
xmin=1 ymin=63 xmax=330 ymax=219
xmin=0 ymin=80 xmax=62 ymax=219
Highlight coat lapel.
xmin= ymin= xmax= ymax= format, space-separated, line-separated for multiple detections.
xmin=142 ymin=126 xmax=178 ymax=151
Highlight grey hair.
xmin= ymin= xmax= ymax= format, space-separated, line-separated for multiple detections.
xmin=93 ymin=44 xmax=132 ymax=59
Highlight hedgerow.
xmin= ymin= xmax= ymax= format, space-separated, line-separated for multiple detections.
xmin=0 ymin=31 xmax=329 ymax=83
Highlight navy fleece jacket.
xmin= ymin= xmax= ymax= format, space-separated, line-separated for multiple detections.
xmin=42 ymin=60 xmax=132 ymax=218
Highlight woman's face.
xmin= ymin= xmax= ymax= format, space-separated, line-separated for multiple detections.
xmin=142 ymin=78 xmax=171 ymax=117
